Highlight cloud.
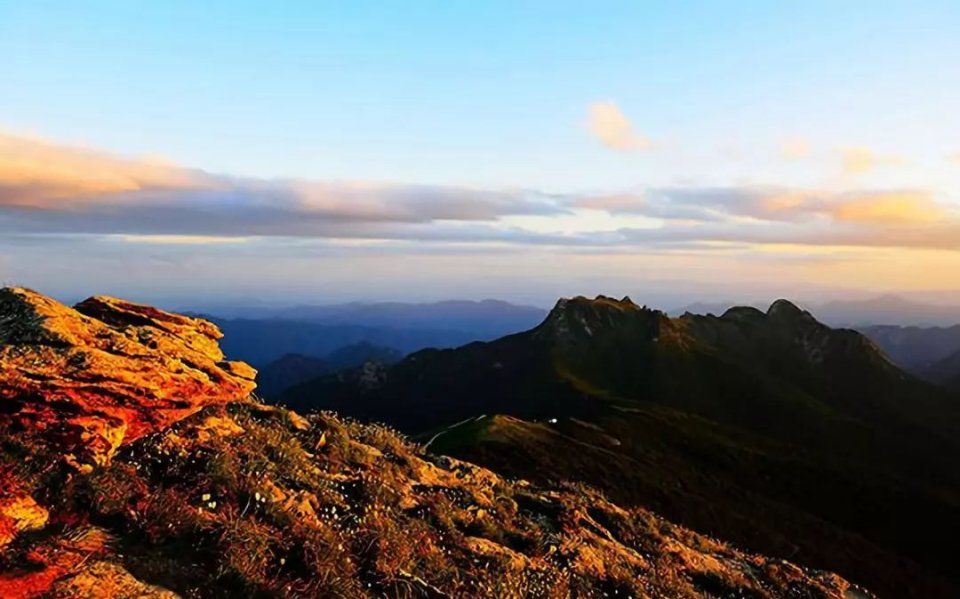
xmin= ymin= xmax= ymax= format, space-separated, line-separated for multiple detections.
xmin=3 ymin=132 xmax=959 ymax=257
xmin=829 ymin=191 xmax=945 ymax=225
xmin=579 ymin=187 xmax=802 ymax=222
xmin=839 ymin=146 xmax=904 ymax=175
xmin=0 ymin=133 xmax=210 ymax=208
xmin=0 ymin=132 xmax=565 ymax=238
xmin=116 ymin=235 xmax=251 ymax=245
xmin=586 ymin=101 xmax=650 ymax=151
xmin=574 ymin=193 xmax=648 ymax=213
xmin=578 ymin=186 xmax=950 ymax=227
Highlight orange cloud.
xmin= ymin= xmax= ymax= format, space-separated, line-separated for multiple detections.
xmin=0 ymin=133 xmax=211 ymax=208
xmin=586 ymin=101 xmax=650 ymax=151
xmin=839 ymin=146 xmax=903 ymax=175
xmin=830 ymin=192 xmax=946 ymax=225
xmin=0 ymin=132 xmax=566 ymax=240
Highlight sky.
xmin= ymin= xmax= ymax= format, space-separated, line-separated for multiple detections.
xmin=1 ymin=1 xmax=959 ymax=308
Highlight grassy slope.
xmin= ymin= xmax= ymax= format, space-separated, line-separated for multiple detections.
xmin=0 ymin=401 xmax=869 ymax=598
xmin=428 ymin=408 xmax=958 ymax=599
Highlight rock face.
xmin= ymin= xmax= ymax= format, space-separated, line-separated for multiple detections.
xmin=0 ymin=287 xmax=256 ymax=469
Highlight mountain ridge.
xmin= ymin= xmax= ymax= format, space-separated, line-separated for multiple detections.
xmin=282 ymin=294 xmax=960 ymax=597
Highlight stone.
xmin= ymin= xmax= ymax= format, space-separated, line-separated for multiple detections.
xmin=0 ymin=287 xmax=256 ymax=467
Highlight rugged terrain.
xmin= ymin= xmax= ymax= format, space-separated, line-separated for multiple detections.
xmin=284 ymin=296 xmax=960 ymax=598
xmin=0 ymin=288 xmax=871 ymax=597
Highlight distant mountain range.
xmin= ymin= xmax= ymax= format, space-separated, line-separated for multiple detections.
xmin=197 ymin=296 xmax=960 ymax=371
xmin=272 ymin=299 xmax=547 ymax=337
xmin=814 ymin=295 xmax=960 ymax=327
xmin=255 ymin=342 xmax=403 ymax=397
xmin=859 ymin=324 xmax=960 ymax=375
xmin=280 ymin=295 xmax=960 ymax=598
xmin=200 ymin=299 xmax=547 ymax=366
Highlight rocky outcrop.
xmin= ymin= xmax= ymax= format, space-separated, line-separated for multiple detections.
xmin=0 ymin=489 xmax=48 ymax=549
xmin=49 ymin=561 xmax=178 ymax=599
xmin=0 ymin=287 xmax=255 ymax=470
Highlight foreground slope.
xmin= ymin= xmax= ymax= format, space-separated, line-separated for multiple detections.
xmin=0 ymin=288 xmax=867 ymax=598
xmin=283 ymin=295 xmax=960 ymax=597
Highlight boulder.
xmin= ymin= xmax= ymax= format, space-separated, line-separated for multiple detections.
xmin=0 ymin=287 xmax=256 ymax=468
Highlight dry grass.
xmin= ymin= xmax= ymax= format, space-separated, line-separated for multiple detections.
xmin=0 ymin=400 xmax=869 ymax=598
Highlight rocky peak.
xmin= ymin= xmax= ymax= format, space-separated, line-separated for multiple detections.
xmin=716 ymin=300 xmax=818 ymax=331
xmin=540 ymin=295 xmax=664 ymax=341
xmin=766 ymin=298 xmax=814 ymax=323
xmin=0 ymin=287 xmax=255 ymax=470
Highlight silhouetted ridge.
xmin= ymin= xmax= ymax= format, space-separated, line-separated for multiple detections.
xmin=719 ymin=305 xmax=766 ymax=322
xmin=766 ymin=298 xmax=817 ymax=324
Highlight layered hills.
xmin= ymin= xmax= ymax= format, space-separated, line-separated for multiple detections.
xmin=0 ymin=288 xmax=869 ymax=598
xmin=282 ymin=295 xmax=960 ymax=598
xmin=859 ymin=324 xmax=960 ymax=389
xmin=206 ymin=300 xmax=545 ymax=367
xmin=256 ymin=343 xmax=403 ymax=397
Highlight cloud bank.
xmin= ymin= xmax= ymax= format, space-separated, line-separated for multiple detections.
xmin=2 ymin=132 xmax=959 ymax=253
xmin=0 ymin=133 xmax=563 ymax=238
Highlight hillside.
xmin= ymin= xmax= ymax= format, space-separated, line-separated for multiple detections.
xmin=927 ymin=348 xmax=960 ymax=389
xmin=282 ymin=295 xmax=960 ymax=597
xmin=0 ymin=288 xmax=871 ymax=598
xmin=256 ymin=344 xmax=402 ymax=397
xmin=256 ymin=354 xmax=332 ymax=397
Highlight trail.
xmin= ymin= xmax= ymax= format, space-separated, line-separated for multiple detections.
xmin=423 ymin=414 xmax=487 ymax=450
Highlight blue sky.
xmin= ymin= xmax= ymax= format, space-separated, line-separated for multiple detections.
xmin=1 ymin=2 xmax=959 ymax=305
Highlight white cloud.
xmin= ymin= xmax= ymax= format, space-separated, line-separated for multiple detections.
xmin=586 ymin=101 xmax=650 ymax=151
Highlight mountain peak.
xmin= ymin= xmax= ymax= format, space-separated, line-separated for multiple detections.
xmin=766 ymin=299 xmax=821 ymax=327
xmin=541 ymin=295 xmax=661 ymax=340
xmin=547 ymin=294 xmax=643 ymax=316
xmin=767 ymin=298 xmax=804 ymax=317
xmin=0 ymin=287 xmax=256 ymax=470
